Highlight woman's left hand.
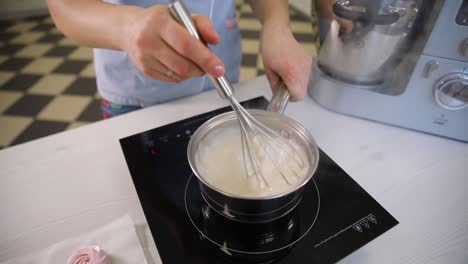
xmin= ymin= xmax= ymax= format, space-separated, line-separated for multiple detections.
xmin=260 ymin=22 xmax=312 ymax=101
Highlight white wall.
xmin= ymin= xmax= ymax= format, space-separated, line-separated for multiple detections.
xmin=0 ymin=0 xmax=48 ymax=20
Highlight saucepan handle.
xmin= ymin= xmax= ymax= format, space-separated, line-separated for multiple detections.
xmin=267 ymin=82 xmax=290 ymax=114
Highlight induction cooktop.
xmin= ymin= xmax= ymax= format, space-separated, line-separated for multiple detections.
xmin=119 ymin=97 xmax=398 ymax=264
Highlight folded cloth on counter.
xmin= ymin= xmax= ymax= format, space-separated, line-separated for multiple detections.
xmin=0 ymin=215 xmax=148 ymax=264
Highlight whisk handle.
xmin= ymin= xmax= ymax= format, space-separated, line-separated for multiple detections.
xmin=267 ymin=82 xmax=290 ymax=113
xmin=168 ymin=0 xmax=234 ymax=99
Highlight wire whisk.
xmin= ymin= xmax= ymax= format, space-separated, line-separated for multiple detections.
xmin=169 ymin=0 xmax=306 ymax=188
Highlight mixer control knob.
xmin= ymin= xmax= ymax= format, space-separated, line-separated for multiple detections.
xmin=434 ymin=73 xmax=468 ymax=110
xmin=461 ymin=38 xmax=468 ymax=58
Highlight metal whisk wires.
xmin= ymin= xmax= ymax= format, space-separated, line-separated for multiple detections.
xmin=228 ymin=97 xmax=305 ymax=188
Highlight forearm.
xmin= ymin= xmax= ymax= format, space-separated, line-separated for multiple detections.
xmin=46 ymin=0 xmax=142 ymax=50
xmin=247 ymin=0 xmax=289 ymax=27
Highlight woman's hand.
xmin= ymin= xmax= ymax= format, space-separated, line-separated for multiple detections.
xmin=260 ymin=22 xmax=312 ymax=101
xmin=122 ymin=5 xmax=225 ymax=82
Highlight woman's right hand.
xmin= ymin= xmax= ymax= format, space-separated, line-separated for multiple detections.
xmin=122 ymin=5 xmax=225 ymax=83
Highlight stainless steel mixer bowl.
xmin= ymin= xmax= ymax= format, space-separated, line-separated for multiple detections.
xmin=187 ymin=109 xmax=320 ymax=223
xmin=318 ymin=0 xmax=422 ymax=85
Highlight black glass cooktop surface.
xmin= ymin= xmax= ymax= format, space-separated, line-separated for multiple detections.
xmin=119 ymin=97 xmax=398 ymax=264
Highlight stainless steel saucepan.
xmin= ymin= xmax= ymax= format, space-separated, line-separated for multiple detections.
xmin=187 ymin=84 xmax=320 ymax=223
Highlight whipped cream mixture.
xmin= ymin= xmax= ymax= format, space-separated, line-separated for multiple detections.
xmin=195 ymin=124 xmax=310 ymax=197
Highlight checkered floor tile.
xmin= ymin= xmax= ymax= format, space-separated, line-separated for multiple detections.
xmin=0 ymin=0 xmax=318 ymax=149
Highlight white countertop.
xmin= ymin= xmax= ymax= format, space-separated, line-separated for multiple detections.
xmin=0 ymin=76 xmax=467 ymax=264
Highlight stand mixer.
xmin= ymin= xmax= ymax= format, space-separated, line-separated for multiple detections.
xmin=309 ymin=0 xmax=468 ymax=142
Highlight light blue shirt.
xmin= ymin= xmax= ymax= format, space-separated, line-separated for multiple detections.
xmin=94 ymin=0 xmax=242 ymax=107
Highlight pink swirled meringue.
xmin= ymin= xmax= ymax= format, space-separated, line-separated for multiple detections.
xmin=67 ymin=246 xmax=111 ymax=264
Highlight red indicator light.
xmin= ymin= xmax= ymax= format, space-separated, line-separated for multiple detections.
xmin=151 ymin=149 xmax=156 ymax=156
